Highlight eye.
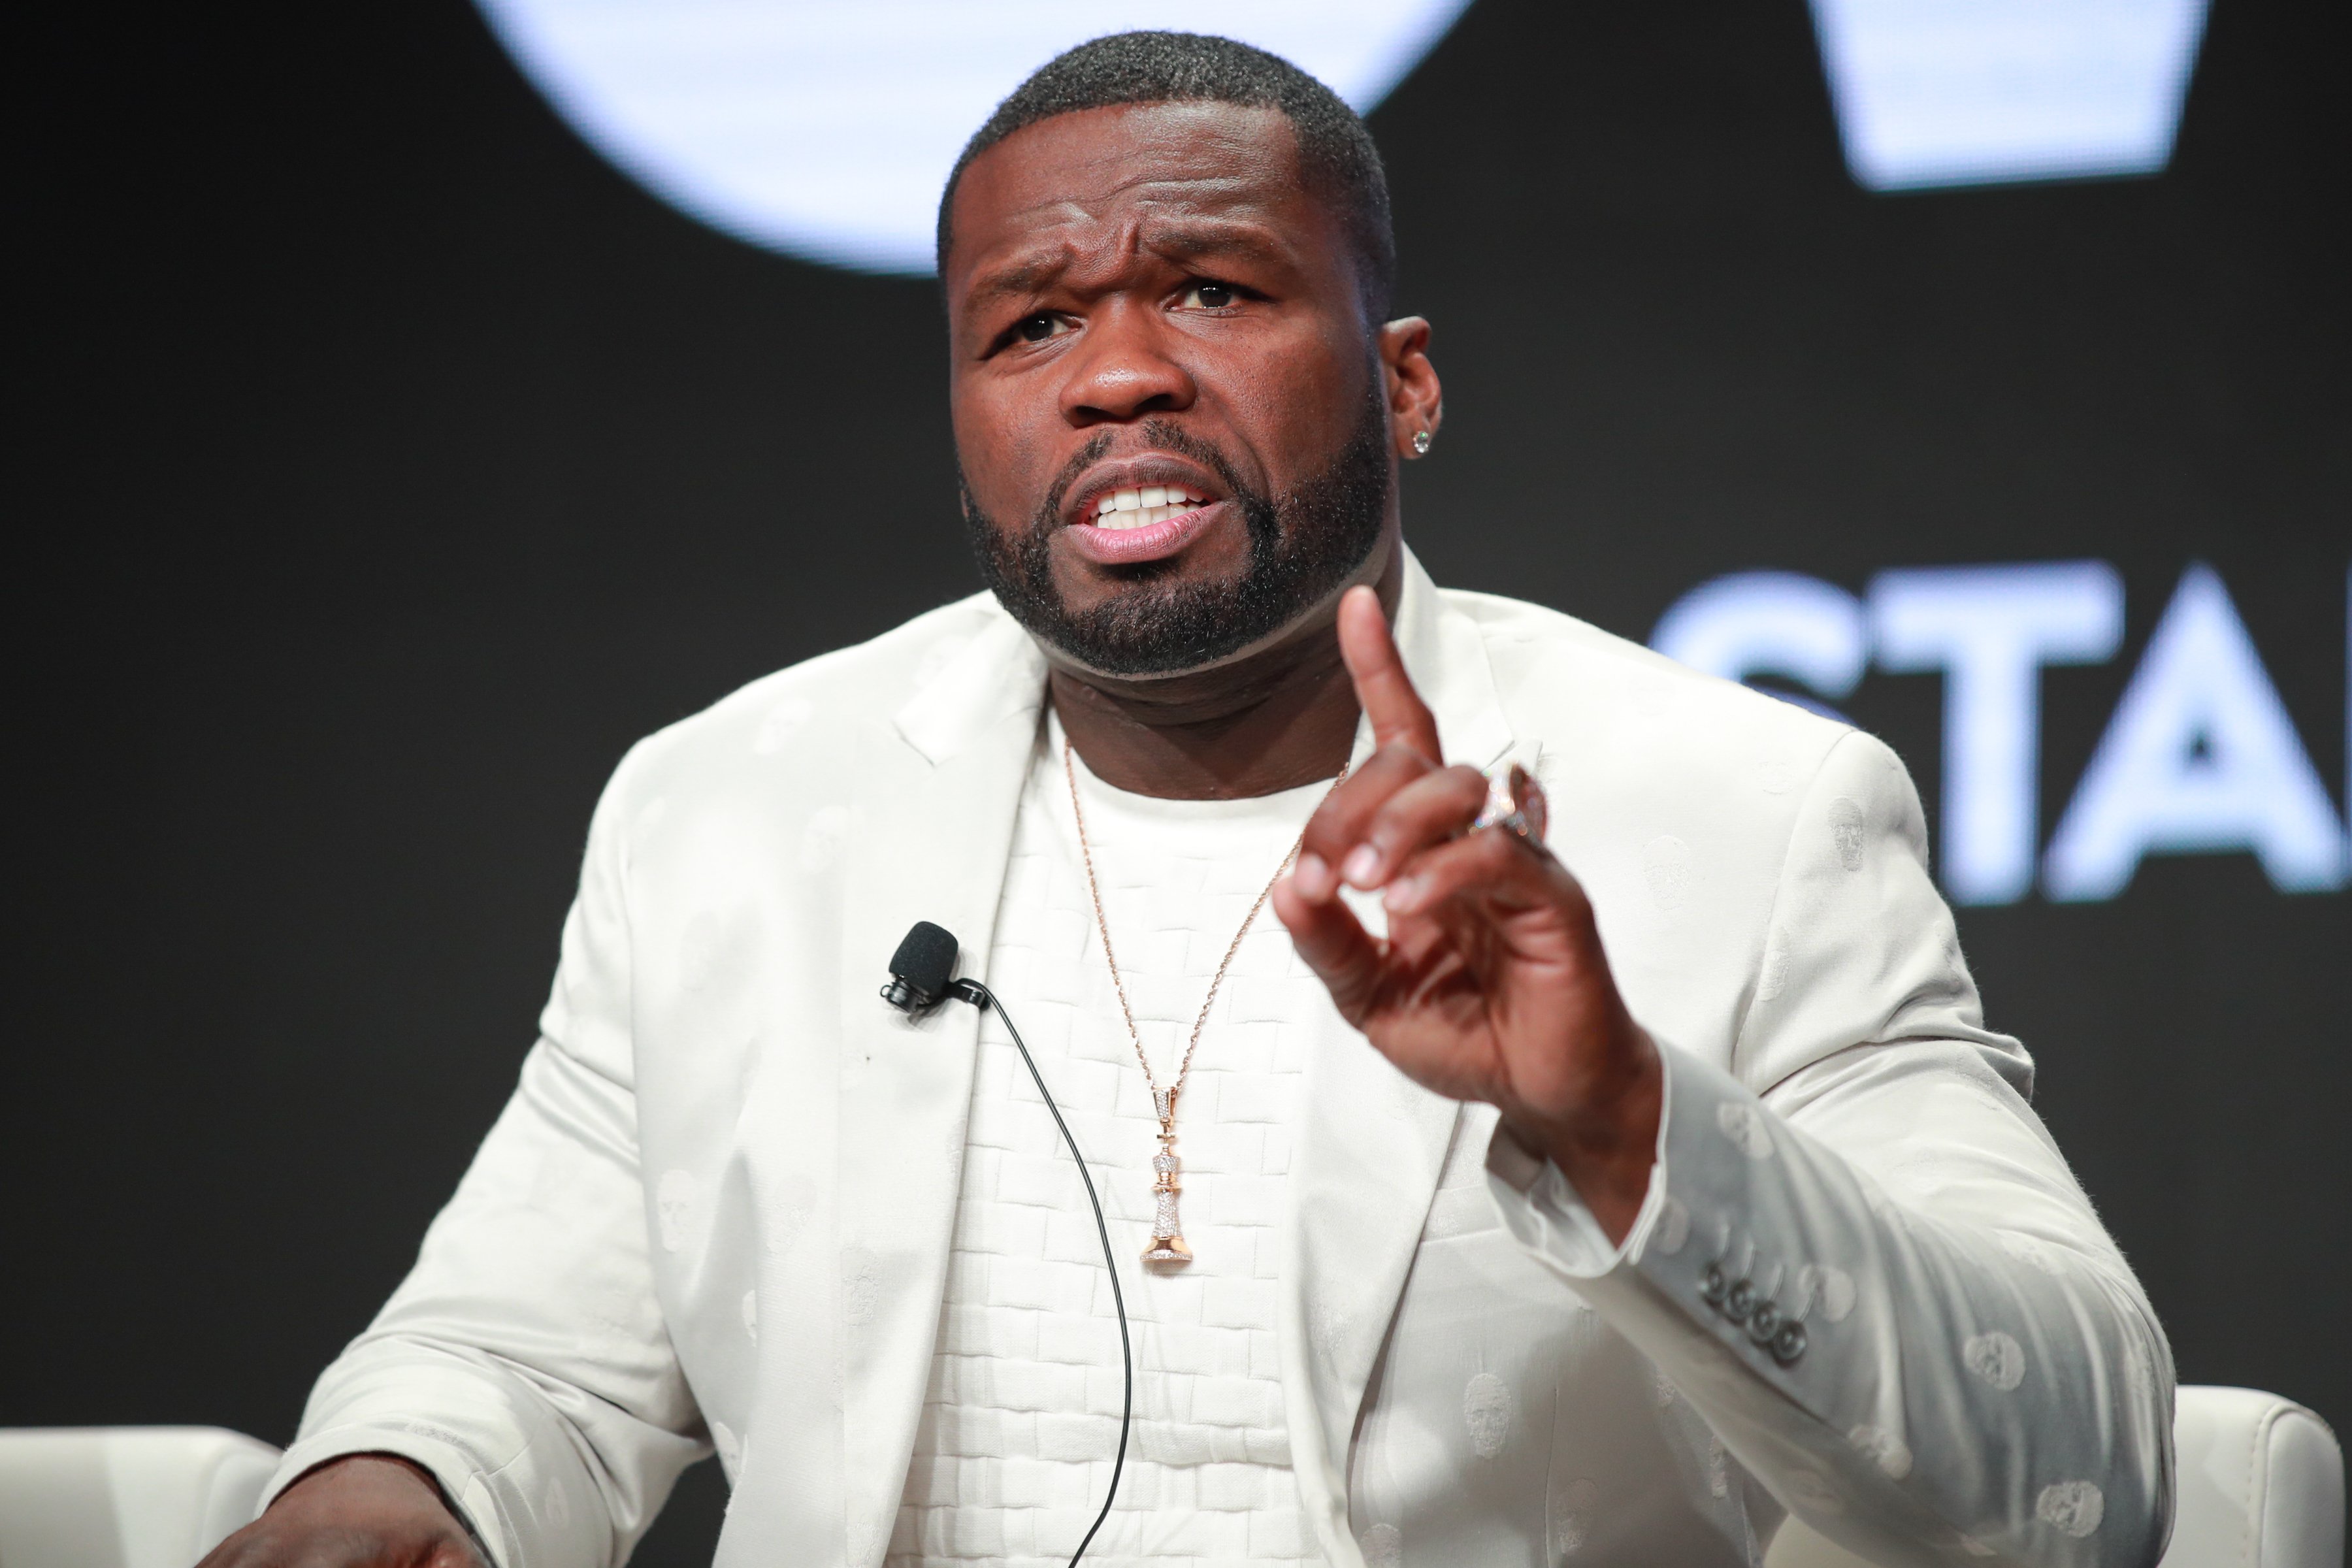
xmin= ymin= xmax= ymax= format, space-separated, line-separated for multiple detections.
xmin=1016 ymin=313 xmax=1068 ymax=343
xmin=1179 ymin=280 xmax=1239 ymax=310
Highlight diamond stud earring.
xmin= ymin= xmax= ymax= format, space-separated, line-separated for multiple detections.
xmin=1411 ymin=429 xmax=1433 ymax=456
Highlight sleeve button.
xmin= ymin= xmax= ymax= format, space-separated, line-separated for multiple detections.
xmin=1699 ymin=1264 xmax=1729 ymax=1305
xmin=1724 ymin=1280 xmax=1757 ymax=1323
xmin=1746 ymin=1302 xmax=1782 ymax=1343
xmin=1772 ymin=1321 xmax=1808 ymax=1365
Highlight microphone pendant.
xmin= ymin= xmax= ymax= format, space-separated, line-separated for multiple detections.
xmin=1143 ymin=1086 xmax=1192 ymax=1267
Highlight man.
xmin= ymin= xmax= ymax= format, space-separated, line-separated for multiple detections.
xmin=208 ymin=31 xmax=2172 ymax=1568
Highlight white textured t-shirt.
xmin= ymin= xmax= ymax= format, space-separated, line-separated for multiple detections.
xmin=889 ymin=716 xmax=1337 ymax=1567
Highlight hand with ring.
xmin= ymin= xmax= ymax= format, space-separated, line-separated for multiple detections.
xmin=1271 ymin=586 xmax=1662 ymax=1242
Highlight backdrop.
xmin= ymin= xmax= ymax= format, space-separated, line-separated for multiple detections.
xmin=12 ymin=1 xmax=2346 ymax=1560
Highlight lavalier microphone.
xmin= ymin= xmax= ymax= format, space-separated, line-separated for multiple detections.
xmin=879 ymin=920 xmax=966 ymax=1014
xmin=880 ymin=923 xmax=1130 ymax=1567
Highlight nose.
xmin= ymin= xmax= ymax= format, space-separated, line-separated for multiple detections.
xmin=1059 ymin=300 xmax=1196 ymax=427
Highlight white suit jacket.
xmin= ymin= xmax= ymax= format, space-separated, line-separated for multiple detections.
xmin=265 ymin=553 xmax=2174 ymax=1567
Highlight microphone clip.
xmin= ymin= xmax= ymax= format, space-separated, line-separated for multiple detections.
xmin=877 ymin=973 xmax=988 ymax=1013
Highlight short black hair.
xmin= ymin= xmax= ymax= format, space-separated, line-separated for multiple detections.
xmin=937 ymin=31 xmax=1397 ymax=319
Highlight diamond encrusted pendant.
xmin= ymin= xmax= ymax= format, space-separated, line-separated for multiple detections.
xmin=1143 ymin=1086 xmax=1192 ymax=1267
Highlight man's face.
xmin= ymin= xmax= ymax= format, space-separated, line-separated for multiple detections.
xmin=944 ymin=102 xmax=1401 ymax=676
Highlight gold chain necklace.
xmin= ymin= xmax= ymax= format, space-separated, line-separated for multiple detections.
xmin=1062 ymin=740 xmax=1346 ymax=1267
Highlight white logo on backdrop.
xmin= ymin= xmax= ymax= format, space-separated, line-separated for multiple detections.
xmin=1654 ymin=563 xmax=2352 ymax=904
xmin=1808 ymin=0 xmax=2211 ymax=189
xmin=474 ymin=1 xmax=2216 ymax=273
xmin=471 ymin=0 xmax=1475 ymax=274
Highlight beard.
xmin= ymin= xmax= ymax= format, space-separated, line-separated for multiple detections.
xmin=961 ymin=380 xmax=1394 ymax=676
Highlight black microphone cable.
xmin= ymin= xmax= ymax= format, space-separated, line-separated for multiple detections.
xmin=944 ymin=976 xmax=1132 ymax=1567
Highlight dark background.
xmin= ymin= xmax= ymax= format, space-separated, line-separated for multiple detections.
xmin=12 ymin=0 xmax=2347 ymax=1560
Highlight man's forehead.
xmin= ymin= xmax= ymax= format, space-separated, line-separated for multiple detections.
xmin=949 ymin=103 xmax=1310 ymax=276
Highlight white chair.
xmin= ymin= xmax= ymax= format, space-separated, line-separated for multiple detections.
xmin=2162 ymin=1387 xmax=2344 ymax=1568
xmin=0 ymin=1388 xmax=2339 ymax=1566
xmin=1767 ymin=1385 xmax=2345 ymax=1568
xmin=0 ymin=1428 xmax=279 ymax=1568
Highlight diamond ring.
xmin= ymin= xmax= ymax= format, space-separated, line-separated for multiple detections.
xmin=1474 ymin=762 xmax=1550 ymax=847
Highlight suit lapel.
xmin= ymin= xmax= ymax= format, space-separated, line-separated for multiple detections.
xmin=834 ymin=610 xmax=1044 ymax=1567
xmin=1282 ymin=551 xmax=1520 ymax=1566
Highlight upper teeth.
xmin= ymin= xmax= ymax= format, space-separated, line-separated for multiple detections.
xmin=1092 ymin=485 xmax=1209 ymax=529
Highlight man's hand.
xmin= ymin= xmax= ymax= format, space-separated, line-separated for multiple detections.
xmin=1271 ymin=587 xmax=1663 ymax=1242
xmin=197 ymin=1454 xmax=487 ymax=1568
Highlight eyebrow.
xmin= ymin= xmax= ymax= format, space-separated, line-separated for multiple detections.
xmin=966 ymin=254 xmax=1071 ymax=310
xmin=963 ymin=219 xmax=1299 ymax=314
xmin=1145 ymin=222 xmax=1292 ymax=272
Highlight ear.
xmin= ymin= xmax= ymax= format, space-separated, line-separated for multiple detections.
xmin=1379 ymin=316 xmax=1443 ymax=459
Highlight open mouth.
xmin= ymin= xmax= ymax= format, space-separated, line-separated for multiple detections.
xmin=1059 ymin=470 xmax=1231 ymax=567
xmin=1085 ymin=483 xmax=1214 ymax=531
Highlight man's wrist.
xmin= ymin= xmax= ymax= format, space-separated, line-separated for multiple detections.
xmin=1508 ymin=1030 xmax=1665 ymax=1247
xmin=276 ymin=1452 xmax=487 ymax=1557
xmin=276 ymin=1451 xmax=443 ymax=1502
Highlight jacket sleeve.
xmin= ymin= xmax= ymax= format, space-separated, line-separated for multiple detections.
xmin=1484 ymin=728 xmax=2176 ymax=1567
xmin=258 ymin=745 xmax=706 ymax=1567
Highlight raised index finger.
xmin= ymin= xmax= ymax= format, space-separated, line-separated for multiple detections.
xmin=1338 ymin=584 xmax=1442 ymax=763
